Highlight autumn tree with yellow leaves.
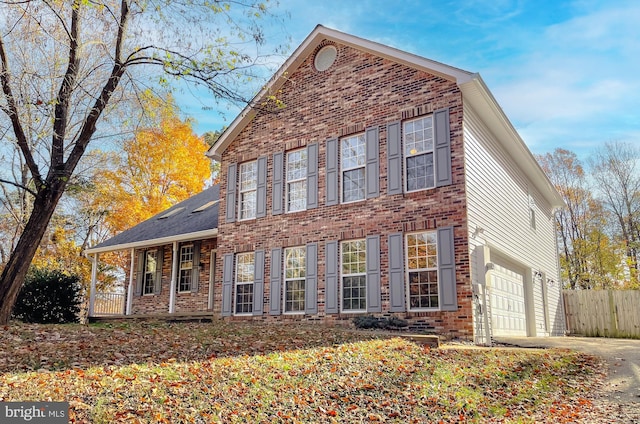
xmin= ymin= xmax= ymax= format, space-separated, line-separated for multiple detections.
xmin=95 ymin=93 xmax=211 ymax=233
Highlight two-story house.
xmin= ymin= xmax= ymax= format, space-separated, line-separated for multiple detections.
xmin=86 ymin=25 xmax=565 ymax=343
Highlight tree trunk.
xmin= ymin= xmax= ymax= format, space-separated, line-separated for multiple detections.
xmin=0 ymin=182 xmax=66 ymax=324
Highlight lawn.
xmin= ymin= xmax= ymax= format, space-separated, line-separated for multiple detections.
xmin=0 ymin=321 xmax=604 ymax=423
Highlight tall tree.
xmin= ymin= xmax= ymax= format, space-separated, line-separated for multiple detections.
xmin=538 ymin=148 xmax=621 ymax=289
xmin=0 ymin=0 xmax=283 ymax=324
xmin=590 ymin=141 xmax=640 ymax=286
xmin=95 ymin=92 xmax=211 ymax=233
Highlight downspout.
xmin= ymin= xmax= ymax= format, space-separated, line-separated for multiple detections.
xmin=126 ymin=248 xmax=135 ymax=315
xmin=169 ymin=241 xmax=178 ymax=313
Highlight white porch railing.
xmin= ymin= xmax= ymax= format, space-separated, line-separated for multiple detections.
xmin=93 ymin=292 xmax=126 ymax=316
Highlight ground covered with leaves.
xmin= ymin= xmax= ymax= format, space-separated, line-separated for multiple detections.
xmin=0 ymin=321 xmax=607 ymax=423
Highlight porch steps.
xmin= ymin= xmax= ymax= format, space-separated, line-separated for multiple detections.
xmin=89 ymin=311 xmax=215 ymax=324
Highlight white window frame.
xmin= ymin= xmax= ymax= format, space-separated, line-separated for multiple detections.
xmin=234 ymin=252 xmax=254 ymax=315
xmin=177 ymin=244 xmax=193 ymax=293
xmin=143 ymin=250 xmax=158 ymax=296
xmin=340 ymin=239 xmax=367 ymax=312
xmin=283 ymin=246 xmax=306 ymax=314
xmin=340 ymin=133 xmax=366 ymax=203
xmin=405 ymin=231 xmax=439 ymax=311
xmin=238 ymin=161 xmax=257 ymax=221
xmin=403 ymin=115 xmax=435 ymax=192
xmin=286 ymin=149 xmax=307 ymax=213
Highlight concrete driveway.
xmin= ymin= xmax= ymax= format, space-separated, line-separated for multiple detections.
xmin=495 ymin=336 xmax=640 ymax=421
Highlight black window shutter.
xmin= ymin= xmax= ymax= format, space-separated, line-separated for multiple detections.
xmin=154 ymin=247 xmax=164 ymax=295
xmin=365 ymin=126 xmax=380 ymax=199
xmin=386 ymin=122 xmax=402 ymax=195
xmin=325 ymin=138 xmax=339 ymax=206
xmin=269 ymin=248 xmax=282 ymax=315
xmin=366 ymin=235 xmax=381 ymax=312
xmin=256 ymin=156 xmax=267 ymax=218
xmin=272 ymin=152 xmax=284 ymax=215
xmin=221 ymin=253 xmax=234 ymax=316
xmin=325 ymin=240 xmax=339 ymax=314
xmin=437 ymin=226 xmax=458 ymax=311
xmin=306 ymin=143 xmax=319 ymax=209
xmin=135 ymin=251 xmax=144 ymax=296
xmin=388 ymin=233 xmax=406 ymax=312
xmin=253 ymin=250 xmax=265 ymax=315
xmin=305 ymin=243 xmax=318 ymax=315
xmin=434 ymin=108 xmax=452 ymax=187
xmin=225 ymin=163 xmax=237 ymax=223
xmin=191 ymin=241 xmax=201 ymax=293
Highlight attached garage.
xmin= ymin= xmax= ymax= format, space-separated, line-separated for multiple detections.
xmin=489 ymin=262 xmax=527 ymax=337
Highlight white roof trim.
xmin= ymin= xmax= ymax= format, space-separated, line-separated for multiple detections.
xmin=207 ymin=25 xmax=474 ymax=160
xmin=84 ymin=228 xmax=218 ymax=255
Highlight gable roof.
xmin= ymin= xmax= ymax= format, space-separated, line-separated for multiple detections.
xmin=207 ymin=24 xmax=563 ymax=209
xmin=85 ymin=185 xmax=219 ymax=254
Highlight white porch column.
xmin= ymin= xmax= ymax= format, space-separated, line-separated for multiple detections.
xmin=126 ymin=248 xmax=135 ymax=315
xmin=169 ymin=241 xmax=178 ymax=313
xmin=89 ymin=253 xmax=98 ymax=317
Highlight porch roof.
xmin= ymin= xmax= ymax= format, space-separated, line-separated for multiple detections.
xmin=85 ymin=185 xmax=219 ymax=254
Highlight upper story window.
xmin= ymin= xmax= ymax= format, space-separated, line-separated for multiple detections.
xmin=238 ymin=161 xmax=257 ymax=220
xmin=143 ymin=250 xmax=158 ymax=295
xmin=340 ymin=133 xmax=366 ymax=203
xmin=286 ymin=149 xmax=307 ymax=212
xmin=235 ymin=252 xmax=255 ymax=314
xmin=284 ymin=246 xmax=306 ymax=313
xmin=178 ymin=245 xmax=193 ymax=292
xmin=404 ymin=116 xmax=434 ymax=192
xmin=341 ymin=239 xmax=367 ymax=312
xmin=406 ymin=231 xmax=439 ymax=310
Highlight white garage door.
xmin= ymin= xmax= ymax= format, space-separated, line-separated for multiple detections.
xmin=490 ymin=263 xmax=527 ymax=337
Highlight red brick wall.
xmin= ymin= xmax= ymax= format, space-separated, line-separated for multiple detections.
xmin=130 ymin=238 xmax=217 ymax=315
xmin=216 ymin=42 xmax=472 ymax=338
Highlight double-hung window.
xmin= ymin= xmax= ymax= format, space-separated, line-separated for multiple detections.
xmin=235 ymin=252 xmax=255 ymax=314
xmin=143 ymin=250 xmax=157 ymax=295
xmin=404 ymin=116 xmax=434 ymax=191
xmin=238 ymin=161 xmax=257 ymax=220
xmin=178 ymin=245 xmax=193 ymax=292
xmin=286 ymin=150 xmax=307 ymax=212
xmin=284 ymin=247 xmax=305 ymax=313
xmin=341 ymin=240 xmax=366 ymax=311
xmin=406 ymin=231 xmax=439 ymax=309
xmin=340 ymin=134 xmax=366 ymax=202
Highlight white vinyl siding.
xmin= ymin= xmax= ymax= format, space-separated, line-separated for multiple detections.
xmin=404 ymin=116 xmax=434 ymax=191
xmin=463 ymin=105 xmax=564 ymax=336
xmin=340 ymin=134 xmax=366 ymax=203
xmin=284 ymin=247 xmax=306 ymax=313
xmin=286 ymin=150 xmax=307 ymax=212
xmin=341 ymin=240 xmax=366 ymax=311
xmin=238 ymin=161 xmax=257 ymax=220
xmin=235 ymin=252 xmax=254 ymax=315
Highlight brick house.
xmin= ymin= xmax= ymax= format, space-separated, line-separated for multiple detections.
xmin=87 ymin=26 xmax=565 ymax=343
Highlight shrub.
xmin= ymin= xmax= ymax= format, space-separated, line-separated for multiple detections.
xmin=12 ymin=268 xmax=82 ymax=323
xmin=353 ymin=315 xmax=409 ymax=330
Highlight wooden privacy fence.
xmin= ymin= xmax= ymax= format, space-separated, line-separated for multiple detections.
xmin=563 ymin=290 xmax=640 ymax=339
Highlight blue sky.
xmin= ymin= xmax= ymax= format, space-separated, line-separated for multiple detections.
xmin=180 ymin=0 xmax=640 ymax=160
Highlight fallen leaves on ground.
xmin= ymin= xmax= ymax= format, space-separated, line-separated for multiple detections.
xmin=0 ymin=321 xmax=607 ymax=423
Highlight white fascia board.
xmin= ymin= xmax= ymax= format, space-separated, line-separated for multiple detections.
xmin=460 ymin=75 xmax=564 ymax=209
xmin=84 ymin=229 xmax=218 ymax=255
xmin=207 ymin=25 xmax=475 ymax=160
